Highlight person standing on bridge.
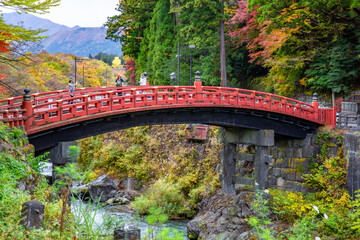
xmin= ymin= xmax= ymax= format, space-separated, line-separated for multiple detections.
xmin=68 ymin=78 xmax=77 ymax=104
xmin=139 ymin=73 xmax=147 ymax=86
xmin=68 ymin=78 xmax=76 ymax=96
xmin=115 ymin=74 xmax=124 ymax=96
xmin=115 ymin=74 xmax=124 ymax=87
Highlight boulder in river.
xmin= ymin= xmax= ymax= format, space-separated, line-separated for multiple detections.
xmin=106 ymin=197 xmax=131 ymax=205
xmin=88 ymin=175 xmax=117 ymax=202
xmin=71 ymin=184 xmax=90 ymax=200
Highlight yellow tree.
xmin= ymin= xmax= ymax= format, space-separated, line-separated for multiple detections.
xmin=112 ymin=56 xmax=122 ymax=68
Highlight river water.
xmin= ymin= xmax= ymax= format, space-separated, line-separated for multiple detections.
xmin=41 ymin=162 xmax=190 ymax=239
xmin=71 ymin=197 xmax=190 ymax=239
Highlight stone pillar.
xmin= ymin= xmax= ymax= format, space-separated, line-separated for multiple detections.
xmin=219 ymin=127 xmax=274 ymax=194
xmin=254 ymin=146 xmax=271 ymax=190
xmin=312 ymin=93 xmax=319 ymax=121
xmin=114 ymin=226 xmax=141 ymax=240
xmin=221 ymin=141 xmax=236 ymax=196
xmin=20 ymin=200 xmax=45 ymax=230
xmin=46 ymin=141 xmax=78 ymax=183
xmin=48 ymin=141 xmax=78 ymax=165
xmin=344 ymin=133 xmax=360 ymax=198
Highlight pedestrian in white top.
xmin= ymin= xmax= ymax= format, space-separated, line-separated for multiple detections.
xmin=68 ymin=79 xmax=76 ymax=97
xmin=140 ymin=73 xmax=147 ymax=86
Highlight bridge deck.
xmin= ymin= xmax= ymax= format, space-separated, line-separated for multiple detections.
xmin=0 ymin=84 xmax=336 ymax=135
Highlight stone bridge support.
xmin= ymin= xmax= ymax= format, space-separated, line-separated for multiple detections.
xmin=343 ymin=133 xmax=360 ymax=198
xmin=220 ymin=128 xmax=274 ymax=195
xmin=220 ymin=127 xmax=322 ymax=196
xmin=41 ymin=141 xmax=78 ymax=183
xmin=47 ymin=141 xmax=78 ymax=165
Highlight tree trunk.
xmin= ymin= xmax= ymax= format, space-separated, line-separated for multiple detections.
xmin=220 ymin=0 xmax=227 ymax=87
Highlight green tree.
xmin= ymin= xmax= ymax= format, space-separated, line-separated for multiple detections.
xmin=305 ymin=36 xmax=360 ymax=96
xmin=172 ymin=0 xmax=224 ymax=86
xmin=106 ymin=0 xmax=238 ymax=87
xmin=105 ymin=0 xmax=157 ymax=58
xmin=138 ymin=0 xmax=175 ymax=85
xmin=229 ymin=0 xmax=360 ymax=96
xmin=0 ymin=0 xmax=60 ymax=66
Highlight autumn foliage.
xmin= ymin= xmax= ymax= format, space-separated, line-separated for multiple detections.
xmin=0 ymin=32 xmax=11 ymax=53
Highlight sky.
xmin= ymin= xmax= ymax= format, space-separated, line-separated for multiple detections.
xmin=33 ymin=0 xmax=119 ymax=28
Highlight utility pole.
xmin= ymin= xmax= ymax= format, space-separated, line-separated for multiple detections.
xmin=177 ymin=42 xmax=180 ymax=86
xmin=75 ymin=57 xmax=78 ymax=84
xmin=220 ymin=0 xmax=227 ymax=87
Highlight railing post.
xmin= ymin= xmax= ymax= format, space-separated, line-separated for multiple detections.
xmin=194 ymin=71 xmax=203 ymax=102
xmin=22 ymin=88 xmax=33 ymax=130
xmin=332 ymin=105 xmax=337 ymax=128
xmin=312 ymin=93 xmax=319 ymax=121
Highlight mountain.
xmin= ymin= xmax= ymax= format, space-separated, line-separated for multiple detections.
xmin=41 ymin=27 xmax=122 ymax=57
xmin=2 ymin=12 xmax=70 ymax=36
xmin=2 ymin=12 xmax=122 ymax=57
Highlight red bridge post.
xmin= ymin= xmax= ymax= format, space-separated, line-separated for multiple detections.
xmin=332 ymin=105 xmax=337 ymax=128
xmin=22 ymin=88 xmax=33 ymax=131
xmin=194 ymin=71 xmax=203 ymax=102
xmin=312 ymin=93 xmax=319 ymax=121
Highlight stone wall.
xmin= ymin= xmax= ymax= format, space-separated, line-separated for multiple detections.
xmin=223 ymin=128 xmax=360 ymax=196
xmin=266 ymin=134 xmax=320 ymax=192
xmin=231 ymin=134 xmax=321 ymax=193
xmin=220 ymin=128 xmax=341 ymax=194
xmin=337 ymin=102 xmax=360 ymax=131
xmin=343 ymin=133 xmax=360 ymax=198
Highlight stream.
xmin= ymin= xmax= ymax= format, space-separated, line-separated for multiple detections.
xmin=71 ymin=199 xmax=189 ymax=239
xmin=41 ymin=162 xmax=190 ymax=239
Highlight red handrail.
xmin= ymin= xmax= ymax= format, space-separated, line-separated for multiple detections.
xmin=0 ymin=84 xmax=336 ymax=133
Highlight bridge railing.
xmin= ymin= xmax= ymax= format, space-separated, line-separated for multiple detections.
xmin=202 ymin=86 xmax=321 ymax=120
xmin=0 ymin=81 xmax=336 ymax=132
xmin=0 ymin=109 xmax=26 ymax=127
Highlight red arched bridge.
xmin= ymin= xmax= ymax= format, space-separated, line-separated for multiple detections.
xmin=0 ymin=80 xmax=336 ymax=153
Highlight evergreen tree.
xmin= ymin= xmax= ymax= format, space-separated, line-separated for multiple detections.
xmin=305 ymin=36 xmax=360 ymax=96
xmin=140 ymin=0 xmax=175 ymax=85
xmin=105 ymin=0 xmax=157 ymax=59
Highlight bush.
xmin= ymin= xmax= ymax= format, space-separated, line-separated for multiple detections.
xmin=247 ymin=190 xmax=276 ymax=240
xmin=131 ymin=178 xmax=188 ymax=217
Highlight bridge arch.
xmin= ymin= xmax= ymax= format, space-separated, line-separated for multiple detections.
xmin=0 ymin=81 xmax=335 ymax=154
xmin=29 ymin=106 xmax=320 ymax=153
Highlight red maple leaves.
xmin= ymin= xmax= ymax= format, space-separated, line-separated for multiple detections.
xmin=228 ymin=1 xmax=289 ymax=64
xmin=0 ymin=32 xmax=11 ymax=53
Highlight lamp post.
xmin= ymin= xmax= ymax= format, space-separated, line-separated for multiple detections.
xmin=79 ymin=65 xmax=85 ymax=87
xmin=74 ymin=57 xmax=89 ymax=84
xmin=103 ymin=68 xmax=110 ymax=86
xmin=176 ymin=43 xmax=196 ymax=86
xmin=170 ymin=72 xmax=176 ymax=85
xmin=176 ymin=43 xmax=181 ymax=86
xmin=189 ymin=45 xmax=196 ymax=85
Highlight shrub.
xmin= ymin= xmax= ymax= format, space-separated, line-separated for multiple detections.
xmin=131 ymin=178 xmax=188 ymax=217
xmin=270 ymin=189 xmax=313 ymax=222
xmin=247 ymin=190 xmax=276 ymax=240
